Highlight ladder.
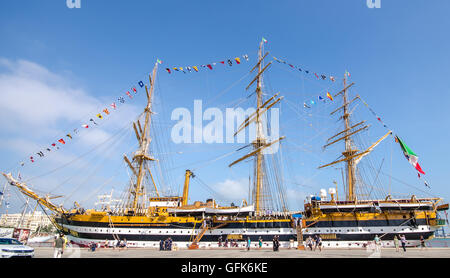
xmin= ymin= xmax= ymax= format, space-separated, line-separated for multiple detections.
xmin=189 ymin=223 xmax=209 ymax=249
xmin=188 ymin=222 xmax=228 ymax=249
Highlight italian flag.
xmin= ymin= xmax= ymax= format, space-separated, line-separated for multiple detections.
xmin=396 ymin=136 xmax=425 ymax=175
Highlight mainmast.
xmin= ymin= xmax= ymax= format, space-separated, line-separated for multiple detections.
xmin=254 ymin=41 xmax=266 ymax=213
xmin=124 ymin=62 xmax=159 ymax=215
xmin=319 ymin=76 xmax=392 ymax=201
xmin=341 ymin=77 xmax=357 ymax=201
xmin=229 ymin=41 xmax=284 ymax=214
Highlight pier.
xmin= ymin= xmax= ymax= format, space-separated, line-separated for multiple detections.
xmin=32 ymin=246 xmax=450 ymax=258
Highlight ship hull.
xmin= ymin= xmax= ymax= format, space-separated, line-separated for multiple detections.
xmin=54 ymin=216 xmax=297 ymax=249
xmin=300 ymin=210 xmax=439 ymax=248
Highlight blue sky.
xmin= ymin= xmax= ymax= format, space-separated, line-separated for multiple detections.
xmin=1 ymin=0 xmax=450 ymax=216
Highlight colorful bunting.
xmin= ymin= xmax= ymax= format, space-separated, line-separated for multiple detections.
xmin=326 ymin=92 xmax=333 ymax=101
xmin=138 ymin=81 xmax=144 ymax=88
xmin=58 ymin=139 xmax=66 ymax=145
xmin=111 ymin=103 xmax=117 ymax=110
xmin=164 ymin=54 xmax=249 ymax=75
xmin=272 ymin=56 xmax=337 ymax=83
xmin=96 ymin=113 xmax=103 ymax=119
xmin=262 ymin=37 xmax=268 ymax=43
xmin=103 ymin=108 xmax=110 ymax=115
xmin=82 ymin=124 xmax=89 ymax=129
xmin=66 ymin=134 xmax=73 ymax=139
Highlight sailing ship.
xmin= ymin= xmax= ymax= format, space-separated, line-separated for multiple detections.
xmin=2 ymin=42 xmax=297 ymax=249
xmin=2 ymin=41 xmax=448 ymax=250
xmin=296 ymin=78 xmax=449 ymax=248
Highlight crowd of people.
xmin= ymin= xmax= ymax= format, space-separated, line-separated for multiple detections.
xmin=159 ymin=237 xmax=173 ymax=251
xmin=305 ymin=235 xmax=322 ymax=251
xmin=52 ymin=232 xmax=430 ymax=257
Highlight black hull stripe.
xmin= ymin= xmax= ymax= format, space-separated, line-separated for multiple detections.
xmin=302 ymin=231 xmax=434 ymax=241
xmin=56 ymin=219 xmax=292 ymax=229
xmin=68 ymin=233 xmax=295 ymax=242
xmin=306 ymin=218 xmax=431 ymax=228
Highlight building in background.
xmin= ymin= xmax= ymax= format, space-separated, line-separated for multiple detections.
xmin=0 ymin=211 xmax=53 ymax=232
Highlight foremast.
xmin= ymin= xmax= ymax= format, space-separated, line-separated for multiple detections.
xmin=123 ymin=62 xmax=159 ymax=215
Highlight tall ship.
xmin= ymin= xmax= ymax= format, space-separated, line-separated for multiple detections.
xmin=2 ymin=42 xmax=297 ymax=249
xmin=297 ymin=78 xmax=449 ymax=248
xmin=2 ymin=42 xmax=448 ymax=250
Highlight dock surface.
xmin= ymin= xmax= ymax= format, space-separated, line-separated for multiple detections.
xmin=32 ymin=246 xmax=450 ymax=258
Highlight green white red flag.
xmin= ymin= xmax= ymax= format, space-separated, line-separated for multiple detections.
xmin=395 ymin=136 xmax=425 ymax=175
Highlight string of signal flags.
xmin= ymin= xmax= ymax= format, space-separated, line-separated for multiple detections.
xmin=17 ymin=53 xmax=253 ymax=168
xmin=19 ymin=68 xmax=155 ymax=168
xmin=164 ymin=54 xmax=250 ymax=74
xmin=272 ymin=56 xmax=351 ymax=83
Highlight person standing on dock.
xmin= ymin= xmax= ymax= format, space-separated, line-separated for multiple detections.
xmin=316 ymin=235 xmax=323 ymax=252
xmin=420 ymin=235 xmax=427 ymax=250
xmin=400 ymin=235 xmax=407 ymax=252
xmin=258 ymin=237 xmax=263 ymax=248
xmin=374 ymin=235 xmax=381 ymax=252
xmin=308 ymin=236 xmax=314 ymax=251
xmin=394 ymin=235 xmax=400 ymax=252
xmin=53 ymin=234 xmax=65 ymax=258
xmin=247 ymin=237 xmax=251 ymax=251
xmin=159 ymin=239 xmax=164 ymax=251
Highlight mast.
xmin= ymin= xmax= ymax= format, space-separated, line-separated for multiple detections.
xmin=319 ymin=76 xmax=392 ymax=201
xmin=254 ymin=41 xmax=265 ymax=213
xmin=342 ymin=76 xmax=357 ymax=201
xmin=125 ymin=62 xmax=159 ymax=215
xmin=229 ymin=41 xmax=285 ymax=214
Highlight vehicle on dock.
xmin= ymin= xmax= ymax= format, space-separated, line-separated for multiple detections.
xmin=0 ymin=237 xmax=34 ymax=258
